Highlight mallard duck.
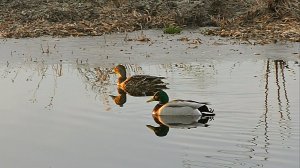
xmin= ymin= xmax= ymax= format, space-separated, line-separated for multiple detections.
xmin=113 ymin=64 xmax=168 ymax=96
xmin=147 ymin=90 xmax=215 ymax=116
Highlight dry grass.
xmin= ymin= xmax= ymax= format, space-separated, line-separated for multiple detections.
xmin=0 ymin=0 xmax=299 ymax=43
xmin=209 ymin=0 xmax=300 ymax=44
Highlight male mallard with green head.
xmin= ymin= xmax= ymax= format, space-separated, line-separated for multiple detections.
xmin=147 ymin=90 xmax=215 ymax=116
xmin=113 ymin=64 xmax=168 ymax=96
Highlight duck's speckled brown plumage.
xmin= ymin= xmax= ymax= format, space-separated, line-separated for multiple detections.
xmin=114 ymin=64 xmax=168 ymax=96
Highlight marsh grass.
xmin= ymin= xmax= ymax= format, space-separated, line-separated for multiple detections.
xmin=163 ymin=25 xmax=182 ymax=34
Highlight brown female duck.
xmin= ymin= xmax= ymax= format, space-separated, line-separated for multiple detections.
xmin=113 ymin=64 xmax=168 ymax=96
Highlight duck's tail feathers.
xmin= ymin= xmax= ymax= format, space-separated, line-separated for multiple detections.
xmin=198 ymin=105 xmax=215 ymax=116
xmin=154 ymin=84 xmax=169 ymax=89
xmin=201 ymin=111 xmax=215 ymax=116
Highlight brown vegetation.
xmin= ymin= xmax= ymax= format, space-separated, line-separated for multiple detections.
xmin=209 ymin=0 xmax=300 ymax=44
xmin=0 ymin=0 xmax=299 ymax=44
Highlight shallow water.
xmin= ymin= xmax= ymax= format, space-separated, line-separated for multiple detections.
xmin=0 ymin=30 xmax=299 ymax=168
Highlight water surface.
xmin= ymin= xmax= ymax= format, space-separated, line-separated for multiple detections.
xmin=0 ymin=30 xmax=299 ymax=168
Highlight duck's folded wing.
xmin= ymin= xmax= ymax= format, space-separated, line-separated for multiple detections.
xmin=131 ymin=75 xmax=166 ymax=80
xmin=128 ymin=75 xmax=168 ymax=88
xmin=161 ymin=100 xmax=214 ymax=116
xmin=167 ymin=100 xmax=210 ymax=109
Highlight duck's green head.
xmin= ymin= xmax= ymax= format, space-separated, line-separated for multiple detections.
xmin=147 ymin=90 xmax=169 ymax=104
xmin=114 ymin=64 xmax=126 ymax=78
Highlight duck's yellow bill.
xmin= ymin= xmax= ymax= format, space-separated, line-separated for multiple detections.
xmin=146 ymin=98 xmax=155 ymax=103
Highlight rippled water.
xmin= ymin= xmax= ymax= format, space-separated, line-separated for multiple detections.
xmin=0 ymin=30 xmax=299 ymax=168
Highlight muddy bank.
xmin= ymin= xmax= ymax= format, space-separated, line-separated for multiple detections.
xmin=1 ymin=30 xmax=299 ymax=68
xmin=0 ymin=0 xmax=299 ymax=43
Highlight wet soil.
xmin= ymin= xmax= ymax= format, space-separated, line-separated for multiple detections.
xmin=0 ymin=0 xmax=299 ymax=43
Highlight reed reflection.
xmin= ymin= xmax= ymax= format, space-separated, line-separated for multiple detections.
xmin=110 ymin=64 xmax=168 ymax=106
xmin=250 ymin=59 xmax=293 ymax=161
xmin=2 ymin=59 xmax=65 ymax=109
xmin=146 ymin=90 xmax=215 ymax=137
xmin=77 ymin=63 xmax=113 ymax=111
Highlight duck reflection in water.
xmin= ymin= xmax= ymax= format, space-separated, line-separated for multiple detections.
xmin=110 ymin=88 xmax=127 ymax=107
xmin=147 ymin=115 xmax=215 ymax=137
xmin=110 ymin=64 xmax=168 ymax=106
xmin=146 ymin=90 xmax=215 ymax=137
